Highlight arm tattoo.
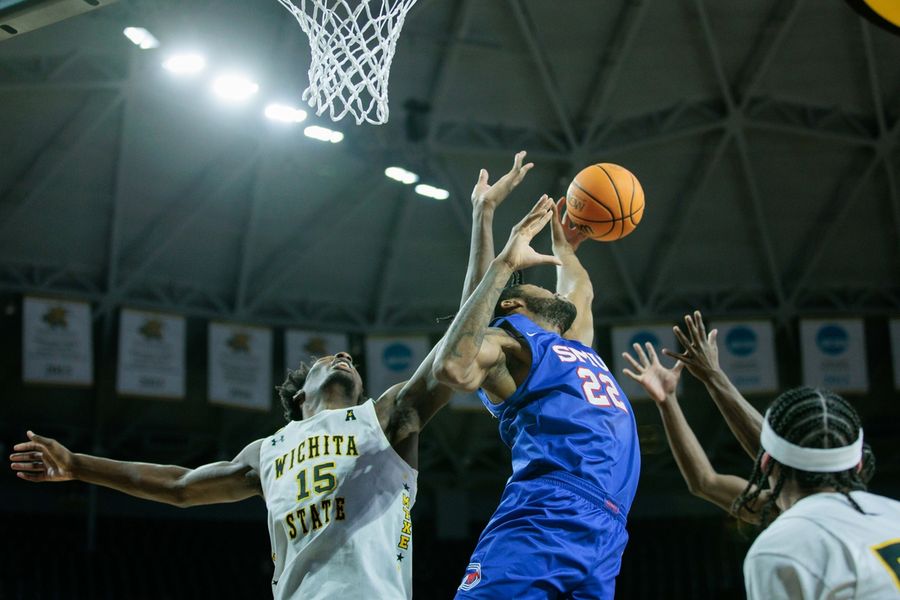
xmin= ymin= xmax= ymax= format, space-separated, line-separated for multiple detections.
xmin=444 ymin=261 xmax=512 ymax=366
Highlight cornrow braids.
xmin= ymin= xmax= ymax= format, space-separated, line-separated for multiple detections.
xmin=733 ymin=386 xmax=871 ymax=527
xmin=276 ymin=361 xmax=311 ymax=421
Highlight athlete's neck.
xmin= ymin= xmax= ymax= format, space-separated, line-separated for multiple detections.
xmin=301 ymin=385 xmax=359 ymax=419
xmin=776 ymin=478 xmax=839 ymax=511
xmin=513 ymin=310 xmax=564 ymax=335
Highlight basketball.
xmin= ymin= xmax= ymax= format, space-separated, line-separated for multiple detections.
xmin=565 ymin=163 xmax=645 ymax=242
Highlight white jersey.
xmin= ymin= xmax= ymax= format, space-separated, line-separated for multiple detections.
xmin=259 ymin=399 xmax=417 ymax=600
xmin=744 ymin=491 xmax=900 ymax=599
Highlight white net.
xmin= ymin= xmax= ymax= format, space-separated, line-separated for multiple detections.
xmin=277 ymin=0 xmax=419 ymax=125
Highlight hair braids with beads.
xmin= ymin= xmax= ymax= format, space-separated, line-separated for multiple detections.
xmin=732 ymin=386 xmax=875 ymax=527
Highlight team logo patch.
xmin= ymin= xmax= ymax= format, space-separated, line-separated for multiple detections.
xmin=458 ymin=562 xmax=482 ymax=591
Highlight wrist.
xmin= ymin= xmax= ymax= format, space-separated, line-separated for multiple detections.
xmin=70 ymin=453 xmax=86 ymax=479
xmin=491 ymin=255 xmax=517 ymax=274
xmin=473 ymin=201 xmax=495 ymax=219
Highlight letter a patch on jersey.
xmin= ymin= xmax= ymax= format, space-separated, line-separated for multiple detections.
xmin=345 ymin=410 xmax=356 ymax=421
xmin=458 ymin=562 xmax=482 ymax=591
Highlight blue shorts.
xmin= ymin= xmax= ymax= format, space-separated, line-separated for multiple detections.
xmin=454 ymin=473 xmax=629 ymax=600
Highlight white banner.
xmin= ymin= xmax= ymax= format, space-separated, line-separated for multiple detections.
xmin=116 ymin=309 xmax=185 ymax=399
xmin=285 ymin=330 xmax=350 ymax=373
xmin=365 ymin=336 xmax=430 ymax=399
xmin=22 ymin=296 xmax=93 ymax=385
xmin=890 ymin=319 xmax=900 ymax=390
xmin=711 ymin=320 xmax=778 ymax=394
xmin=800 ymin=319 xmax=868 ymax=393
xmin=208 ymin=322 xmax=272 ymax=410
xmin=611 ymin=325 xmax=679 ymax=401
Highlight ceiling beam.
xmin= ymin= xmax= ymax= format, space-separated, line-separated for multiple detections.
xmin=0 ymin=92 xmax=123 ymax=241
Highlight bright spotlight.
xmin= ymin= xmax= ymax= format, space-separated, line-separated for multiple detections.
xmin=123 ymin=27 xmax=159 ymax=50
xmin=264 ymin=103 xmax=308 ymax=123
xmin=303 ymin=125 xmax=344 ymax=143
xmin=415 ymin=183 xmax=449 ymax=200
xmin=385 ymin=167 xmax=419 ymax=185
xmin=212 ymin=74 xmax=259 ymax=102
xmin=163 ymin=54 xmax=206 ymax=75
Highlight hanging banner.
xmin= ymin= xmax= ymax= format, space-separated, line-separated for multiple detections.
xmin=710 ymin=320 xmax=778 ymax=394
xmin=208 ymin=322 xmax=272 ymax=410
xmin=285 ymin=330 xmax=350 ymax=373
xmin=22 ymin=296 xmax=93 ymax=385
xmin=611 ymin=324 xmax=679 ymax=401
xmin=116 ymin=309 xmax=185 ymax=399
xmin=890 ymin=319 xmax=900 ymax=390
xmin=800 ymin=319 xmax=868 ymax=393
xmin=365 ymin=335 xmax=430 ymax=399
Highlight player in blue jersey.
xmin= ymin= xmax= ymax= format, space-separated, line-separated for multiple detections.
xmin=434 ymin=195 xmax=640 ymax=599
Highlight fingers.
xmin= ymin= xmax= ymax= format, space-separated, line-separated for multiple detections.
xmin=632 ymin=342 xmax=649 ymax=366
xmin=27 ymin=431 xmax=52 ymax=446
xmin=672 ymin=325 xmax=693 ymax=353
xmin=672 ymin=360 xmax=685 ymax=375
xmin=533 ymin=252 xmax=563 ymax=266
xmin=549 ymin=200 xmax=566 ymax=242
xmin=644 ymin=342 xmax=659 ymax=364
xmin=13 ymin=441 xmax=38 ymax=452
xmin=622 ymin=368 xmax=640 ymax=383
xmin=478 ymin=168 xmax=489 ymax=187
xmin=11 ymin=460 xmax=46 ymax=472
xmin=662 ymin=348 xmax=690 ymax=363
xmin=709 ymin=328 xmax=717 ymax=345
xmin=10 ymin=451 xmax=43 ymax=462
xmin=621 ymin=351 xmax=643 ymax=372
xmin=16 ymin=471 xmax=48 ymax=482
xmin=512 ymin=151 xmax=526 ymax=171
xmin=684 ymin=313 xmax=701 ymax=343
xmin=694 ymin=310 xmax=707 ymax=339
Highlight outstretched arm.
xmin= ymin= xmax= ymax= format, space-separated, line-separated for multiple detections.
xmin=663 ymin=311 xmax=763 ymax=459
xmin=550 ymin=198 xmax=592 ymax=346
xmin=435 ymin=196 xmax=560 ymax=393
xmin=460 ymin=151 xmax=534 ymax=304
xmin=622 ymin=344 xmax=769 ymax=523
xmin=10 ymin=431 xmax=262 ymax=508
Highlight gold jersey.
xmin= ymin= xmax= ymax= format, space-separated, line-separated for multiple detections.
xmin=259 ymin=399 xmax=416 ymax=599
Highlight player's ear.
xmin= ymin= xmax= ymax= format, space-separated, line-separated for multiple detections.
xmin=292 ymin=389 xmax=307 ymax=408
xmin=500 ymin=298 xmax=525 ymax=312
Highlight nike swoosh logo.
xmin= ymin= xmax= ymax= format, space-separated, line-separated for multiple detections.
xmin=526 ymin=332 xmax=538 ymax=337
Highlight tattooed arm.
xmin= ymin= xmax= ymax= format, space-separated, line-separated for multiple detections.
xmin=434 ymin=196 xmax=560 ymax=396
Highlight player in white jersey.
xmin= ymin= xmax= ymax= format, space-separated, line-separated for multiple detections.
xmin=623 ymin=312 xmax=900 ymax=599
xmin=8 ymin=152 xmax=535 ymax=600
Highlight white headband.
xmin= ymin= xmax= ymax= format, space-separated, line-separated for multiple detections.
xmin=760 ymin=411 xmax=863 ymax=473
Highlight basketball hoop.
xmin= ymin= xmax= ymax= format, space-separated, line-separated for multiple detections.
xmin=276 ymin=0 xmax=419 ymax=125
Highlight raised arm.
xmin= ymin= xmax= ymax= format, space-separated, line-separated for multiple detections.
xmin=663 ymin=310 xmax=763 ymax=459
xmin=550 ymin=198 xmax=592 ymax=346
xmin=10 ymin=431 xmax=262 ymax=508
xmin=622 ymin=344 xmax=769 ymax=523
xmin=435 ymin=196 xmax=560 ymax=393
xmin=460 ymin=151 xmax=534 ymax=304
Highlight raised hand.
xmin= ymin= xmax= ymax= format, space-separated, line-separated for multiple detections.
xmin=497 ymin=195 xmax=562 ymax=271
xmin=662 ymin=310 xmax=720 ymax=380
xmin=9 ymin=430 xmax=75 ymax=482
xmin=550 ymin=197 xmax=589 ymax=253
xmin=622 ymin=342 xmax=684 ymax=404
xmin=471 ymin=151 xmax=534 ymax=213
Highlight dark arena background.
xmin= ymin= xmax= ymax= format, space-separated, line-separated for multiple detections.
xmin=2 ymin=0 xmax=900 ymax=598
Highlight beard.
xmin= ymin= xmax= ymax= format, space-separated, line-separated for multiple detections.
xmin=522 ymin=295 xmax=577 ymax=333
xmin=322 ymin=369 xmax=360 ymax=400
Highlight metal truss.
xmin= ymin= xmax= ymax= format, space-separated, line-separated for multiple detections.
xmin=0 ymin=1 xmax=898 ymax=332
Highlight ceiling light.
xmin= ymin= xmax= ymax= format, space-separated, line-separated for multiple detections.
xmin=385 ymin=167 xmax=419 ymax=185
xmin=303 ymin=125 xmax=344 ymax=143
xmin=212 ymin=74 xmax=259 ymax=102
xmin=123 ymin=27 xmax=159 ymax=50
xmin=264 ymin=103 xmax=308 ymax=123
xmin=415 ymin=183 xmax=449 ymax=200
xmin=163 ymin=54 xmax=206 ymax=75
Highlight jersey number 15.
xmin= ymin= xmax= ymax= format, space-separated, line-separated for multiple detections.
xmin=577 ymin=368 xmax=628 ymax=413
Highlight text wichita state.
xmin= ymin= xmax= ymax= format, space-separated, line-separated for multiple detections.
xmin=273 ymin=428 xmax=359 ymax=540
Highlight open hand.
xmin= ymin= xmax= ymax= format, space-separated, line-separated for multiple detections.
xmin=9 ymin=431 xmax=75 ymax=482
xmin=622 ymin=342 xmax=684 ymax=404
xmin=471 ymin=151 xmax=534 ymax=212
xmin=550 ymin=197 xmax=588 ymax=253
xmin=662 ymin=310 xmax=720 ymax=380
xmin=497 ymin=195 xmax=562 ymax=271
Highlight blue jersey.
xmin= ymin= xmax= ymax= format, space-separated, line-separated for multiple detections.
xmin=477 ymin=314 xmax=641 ymax=516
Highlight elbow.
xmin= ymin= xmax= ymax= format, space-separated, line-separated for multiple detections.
xmin=432 ymin=361 xmax=476 ymax=392
xmin=685 ymin=473 xmax=715 ymax=500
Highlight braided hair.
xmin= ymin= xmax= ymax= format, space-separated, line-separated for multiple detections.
xmin=732 ymin=386 xmax=875 ymax=527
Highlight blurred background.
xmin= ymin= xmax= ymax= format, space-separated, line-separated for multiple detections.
xmin=1 ymin=0 xmax=899 ymax=597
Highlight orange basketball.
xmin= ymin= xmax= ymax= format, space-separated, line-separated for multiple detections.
xmin=565 ymin=163 xmax=645 ymax=241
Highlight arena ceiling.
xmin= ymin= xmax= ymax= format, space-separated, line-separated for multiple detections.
xmin=1 ymin=0 xmax=899 ymax=333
